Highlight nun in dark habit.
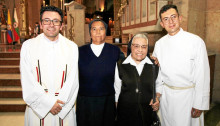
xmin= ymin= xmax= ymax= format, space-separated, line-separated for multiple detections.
xmin=115 ymin=33 xmax=160 ymax=126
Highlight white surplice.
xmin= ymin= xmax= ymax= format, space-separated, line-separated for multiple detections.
xmin=20 ymin=33 xmax=79 ymax=126
xmin=153 ymin=28 xmax=210 ymax=126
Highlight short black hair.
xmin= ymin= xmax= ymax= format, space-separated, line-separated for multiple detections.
xmin=40 ymin=6 xmax=64 ymax=22
xmin=159 ymin=4 xmax=179 ymax=19
xmin=89 ymin=19 xmax=108 ymax=35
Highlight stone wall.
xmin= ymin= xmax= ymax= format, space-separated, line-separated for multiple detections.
xmin=206 ymin=0 xmax=220 ymax=103
xmin=173 ymin=0 xmax=189 ymax=31
xmin=187 ymin=0 xmax=206 ymax=40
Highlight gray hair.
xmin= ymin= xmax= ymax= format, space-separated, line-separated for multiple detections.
xmin=132 ymin=34 xmax=148 ymax=44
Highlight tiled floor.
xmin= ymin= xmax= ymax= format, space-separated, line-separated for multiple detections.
xmin=0 ymin=112 xmax=24 ymax=126
xmin=0 ymin=103 xmax=220 ymax=126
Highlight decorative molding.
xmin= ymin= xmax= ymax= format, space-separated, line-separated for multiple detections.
xmin=121 ymin=19 xmax=157 ymax=30
xmin=121 ymin=0 xmax=170 ymax=34
xmin=68 ymin=14 xmax=75 ymax=41
xmin=117 ymin=0 xmax=128 ymax=19
xmin=19 ymin=0 xmax=27 ymax=37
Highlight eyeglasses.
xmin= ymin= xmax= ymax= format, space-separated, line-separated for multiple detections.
xmin=162 ymin=14 xmax=178 ymax=24
xmin=41 ymin=18 xmax=62 ymax=26
xmin=132 ymin=44 xmax=147 ymax=49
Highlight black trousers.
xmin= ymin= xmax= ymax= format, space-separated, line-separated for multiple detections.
xmin=76 ymin=95 xmax=116 ymax=126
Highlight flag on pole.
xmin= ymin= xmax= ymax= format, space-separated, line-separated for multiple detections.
xmin=7 ymin=9 xmax=13 ymax=44
xmin=13 ymin=8 xmax=20 ymax=41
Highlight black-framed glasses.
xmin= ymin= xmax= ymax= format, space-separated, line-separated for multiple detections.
xmin=41 ymin=18 xmax=62 ymax=26
xmin=132 ymin=44 xmax=147 ymax=49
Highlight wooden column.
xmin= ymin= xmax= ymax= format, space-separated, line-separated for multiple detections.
xmin=113 ymin=0 xmax=121 ymax=39
xmin=50 ymin=0 xmax=59 ymax=7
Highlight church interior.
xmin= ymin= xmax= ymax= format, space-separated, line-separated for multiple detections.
xmin=0 ymin=0 xmax=220 ymax=125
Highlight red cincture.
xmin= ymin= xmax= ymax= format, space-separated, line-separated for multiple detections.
xmin=55 ymin=93 xmax=59 ymax=96
xmin=42 ymin=119 xmax=44 ymax=126
xmin=58 ymin=70 xmax=66 ymax=126
xmin=61 ymin=71 xmax=65 ymax=88
xmin=59 ymin=118 xmax=63 ymax=126
xmin=36 ymin=67 xmax=39 ymax=82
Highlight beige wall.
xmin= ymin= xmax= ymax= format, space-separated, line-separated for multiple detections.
xmin=187 ymin=0 xmax=206 ymax=40
xmin=206 ymin=0 xmax=220 ymax=103
xmin=173 ymin=0 xmax=189 ymax=31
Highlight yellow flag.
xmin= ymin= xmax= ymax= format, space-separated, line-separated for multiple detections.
xmin=7 ymin=9 xmax=13 ymax=43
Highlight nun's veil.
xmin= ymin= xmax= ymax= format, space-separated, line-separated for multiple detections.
xmin=126 ymin=35 xmax=151 ymax=59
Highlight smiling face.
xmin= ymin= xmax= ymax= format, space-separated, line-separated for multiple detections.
xmin=160 ymin=8 xmax=182 ymax=36
xmin=131 ymin=37 xmax=148 ymax=65
xmin=40 ymin=11 xmax=63 ymax=41
xmin=90 ymin=21 xmax=106 ymax=45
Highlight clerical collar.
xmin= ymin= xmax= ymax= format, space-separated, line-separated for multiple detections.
xmin=167 ymin=28 xmax=183 ymax=38
xmin=43 ymin=34 xmax=59 ymax=44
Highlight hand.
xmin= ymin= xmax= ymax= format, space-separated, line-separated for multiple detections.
xmin=150 ymin=56 xmax=160 ymax=66
xmin=50 ymin=100 xmax=65 ymax=115
xmin=149 ymin=97 xmax=160 ymax=111
xmin=191 ymin=108 xmax=203 ymax=118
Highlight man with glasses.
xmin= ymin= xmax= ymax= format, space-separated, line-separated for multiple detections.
xmin=152 ymin=4 xmax=210 ymax=126
xmin=20 ymin=6 xmax=79 ymax=126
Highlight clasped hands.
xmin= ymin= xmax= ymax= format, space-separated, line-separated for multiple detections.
xmin=50 ymin=100 xmax=65 ymax=115
xmin=149 ymin=97 xmax=160 ymax=111
xmin=191 ymin=107 xmax=203 ymax=118
xmin=150 ymin=56 xmax=203 ymax=117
